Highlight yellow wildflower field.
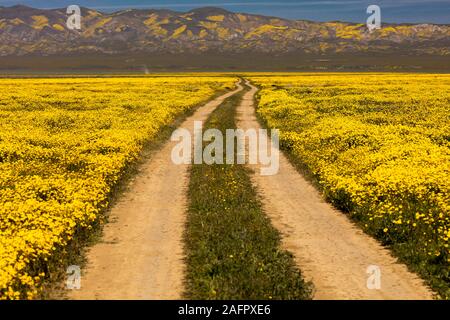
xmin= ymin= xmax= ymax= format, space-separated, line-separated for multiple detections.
xmin=251 ymin=73 xmax=450 ymax=297
xmin=0 ymin=76 xmax=236 ymax=299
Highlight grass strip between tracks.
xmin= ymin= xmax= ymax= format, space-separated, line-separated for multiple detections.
xmin=184 ymin=83 xmax=313 ymax=300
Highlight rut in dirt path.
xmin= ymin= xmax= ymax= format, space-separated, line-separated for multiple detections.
xmin=69 ymin=82 xmax=243 ymax=300
xmin=237 ymin=80 xmax=434 ymax=300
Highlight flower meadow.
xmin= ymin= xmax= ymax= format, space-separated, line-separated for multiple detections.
xmin=251 ymin=74 xmax=450 ymax=298
xmin=0 ymin=76 xmax=236 ymax=299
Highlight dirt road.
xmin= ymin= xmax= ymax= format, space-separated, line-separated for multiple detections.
xmin=237 ymin=80 xmax=434 ymax=300
xmin=70 ymin=82 xmax=243 ymax=300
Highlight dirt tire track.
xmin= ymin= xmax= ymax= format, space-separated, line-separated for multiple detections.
xmin=237 ymin=80 xmax=434 ymax=300
xmin=70 ymin=82 xmax=243 ymax=300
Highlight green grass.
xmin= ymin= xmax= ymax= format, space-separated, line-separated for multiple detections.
xmin=33 ymin=86 xmax=236 ymax=300
xmin=273 ymin=128 xmax=448 ymax=300
xmin=184 ymin=84 xmax=313 ymax=300
xmin=251 ymin=81 xmax=447 ymax=300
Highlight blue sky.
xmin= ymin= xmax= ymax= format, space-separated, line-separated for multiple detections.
xmin=1 ymin=0 xmax=449 ymax=23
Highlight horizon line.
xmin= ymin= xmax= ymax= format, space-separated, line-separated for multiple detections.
xmin=1 ymin=4 xmax=449 ymax=25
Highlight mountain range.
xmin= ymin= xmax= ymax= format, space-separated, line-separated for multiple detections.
xmin=0 ymin=5 xmax=449 ymax=71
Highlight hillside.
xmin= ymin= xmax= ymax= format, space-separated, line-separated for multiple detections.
xmin=0 ymin=5 xmax=449 ymax=71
